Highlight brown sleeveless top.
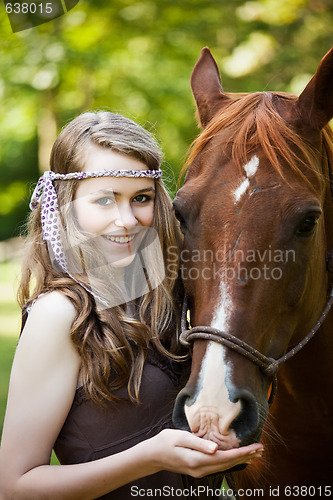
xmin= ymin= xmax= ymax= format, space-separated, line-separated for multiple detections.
xmin=53 ymin=348 xmax=224 ymax=499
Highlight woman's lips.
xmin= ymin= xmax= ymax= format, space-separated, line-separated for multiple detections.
xmin=103 ymin=234 xmax=136 ymax=244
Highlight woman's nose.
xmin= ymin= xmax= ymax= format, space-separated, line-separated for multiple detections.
xmin=114 ymin=204 xmax=137 ymax=228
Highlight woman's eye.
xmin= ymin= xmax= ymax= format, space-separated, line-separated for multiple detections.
xmin=95 ymin=197 xmax=115 ymax=206
xmin=134 ymin=194 xmax=150 ymax=203
xmin=296 ymin=215 xmax=320 ymax=237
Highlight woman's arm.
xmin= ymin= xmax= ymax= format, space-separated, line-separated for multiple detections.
xmin=0 ymin=292 xmax=263 ymax=500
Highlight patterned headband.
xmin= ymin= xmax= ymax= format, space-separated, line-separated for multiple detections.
xmin=30 ymin=168 xmax=162 ymax=210
xmin=29 ymin=168 xmax=163 ymax=307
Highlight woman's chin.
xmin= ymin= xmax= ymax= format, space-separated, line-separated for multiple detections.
xmin=97 ymin=236 xmax=139 ymax=267
xmin=109 ymin=254 xmax=136 ymax=268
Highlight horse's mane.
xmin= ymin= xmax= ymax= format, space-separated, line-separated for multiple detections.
xmin=181 ymin=91 xmax=333 ymax=187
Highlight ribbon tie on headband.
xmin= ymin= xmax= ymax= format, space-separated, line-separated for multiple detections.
xmin=30 ymin=170 xmax=69 ymax=271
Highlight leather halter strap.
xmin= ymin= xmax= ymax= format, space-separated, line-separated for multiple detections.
xmin=179 ymin=287 xmax=333 ymax=405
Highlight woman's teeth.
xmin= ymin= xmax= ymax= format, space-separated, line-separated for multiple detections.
xmin=105 ymin=234 xmax=135 ymax=243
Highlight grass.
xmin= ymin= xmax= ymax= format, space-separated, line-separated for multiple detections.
xmin=0 ymin=260 xmax=59 ymax=465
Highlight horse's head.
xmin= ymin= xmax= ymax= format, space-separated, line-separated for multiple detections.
xmin=173 ymin=47 xmax=333 ymax=455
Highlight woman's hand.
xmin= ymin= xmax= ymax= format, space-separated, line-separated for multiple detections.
xmin=146 ymin=429 xmax=263 ymax=478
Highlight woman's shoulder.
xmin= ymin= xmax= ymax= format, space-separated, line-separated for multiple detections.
xmin=22 ymin=291 xmax=76 ymax=342
xmin=29 ymin=290 xmax=76 ymax=318
xmin=16 ymin=291 xmax=81 ymax=381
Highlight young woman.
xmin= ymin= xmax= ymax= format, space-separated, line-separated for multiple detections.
xmin=0 ymin=111 xmax=263 ymax=499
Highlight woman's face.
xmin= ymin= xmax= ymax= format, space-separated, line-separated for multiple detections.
xmin=73 ymin=144 xmax=156 ymax=267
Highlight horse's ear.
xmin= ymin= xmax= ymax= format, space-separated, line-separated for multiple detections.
xmin=297 ymin=47 xmax=333 ymax=130
xmin=191 ymin=47 xmax=226 ymax=128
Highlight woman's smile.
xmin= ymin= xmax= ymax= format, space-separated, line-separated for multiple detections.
xmin=103 ymin=233 xmax=136 ymax=244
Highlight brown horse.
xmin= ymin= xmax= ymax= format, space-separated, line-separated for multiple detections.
xmin=173 ymin=47 xmax=333 ymax=497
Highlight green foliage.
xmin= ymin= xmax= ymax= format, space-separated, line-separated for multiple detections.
xmin=0 ymin=260 xmax=20 ymax=436
xmin=0 ymin=335 xmax=17 ymax=431
xmin=1 ymin=0 xmax=333 ymax=238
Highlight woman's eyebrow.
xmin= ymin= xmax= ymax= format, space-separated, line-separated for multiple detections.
xmin=88 ymin=188 xmax=116 ymax=196
xmin=89 ymin=187 xmax=155 ymax=196
xmin=132 ymin=187 xmax=155 ymax=195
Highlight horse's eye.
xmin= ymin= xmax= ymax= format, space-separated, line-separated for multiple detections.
xmin=175 ymin=210 xmax=187 ymax=233
xmin=173 ymin=204 xmax=187 ymax=233
xmin=296 ymin=215 xmax=320 ymax=237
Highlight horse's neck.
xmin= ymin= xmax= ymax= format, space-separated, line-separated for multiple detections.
xmin=277 ymin=311 xmax=333 ymax=410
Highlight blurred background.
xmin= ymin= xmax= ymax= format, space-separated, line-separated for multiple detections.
xmin=1 ymin=0 xmax=333 ymax=457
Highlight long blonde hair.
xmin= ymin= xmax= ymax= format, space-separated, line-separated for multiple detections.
xmin=18 ymin=111 xmax=183 ymax=404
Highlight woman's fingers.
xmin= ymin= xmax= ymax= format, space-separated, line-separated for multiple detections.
xmin=217 ymin=443 xmax=264 ymax=459
xmin=173 ymin=429 xmax=264 ymax=458
xmin=177 ymin=434 xmax=265 ymax=476
xmin=173 ymin=430 xmax=218 ymax=454
xmin=188 ymin=446 xmax=265 ymax=478
xmin=151 ymin=429 xmax=264 ymax=477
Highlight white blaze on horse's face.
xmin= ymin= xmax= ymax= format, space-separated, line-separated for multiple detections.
xmin=184 ymin=157 xmax=259 ymax=447
xmin=234 ymin=155 xmax=259 ymax=202
xmin=184 ymin=282 xmax=242 ymax=449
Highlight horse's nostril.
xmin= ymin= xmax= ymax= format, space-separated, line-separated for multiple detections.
xmin=229 ymin=388 xmax=267 ymax=444
xmin=172 ymin=390 xmax=191 ymax=431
